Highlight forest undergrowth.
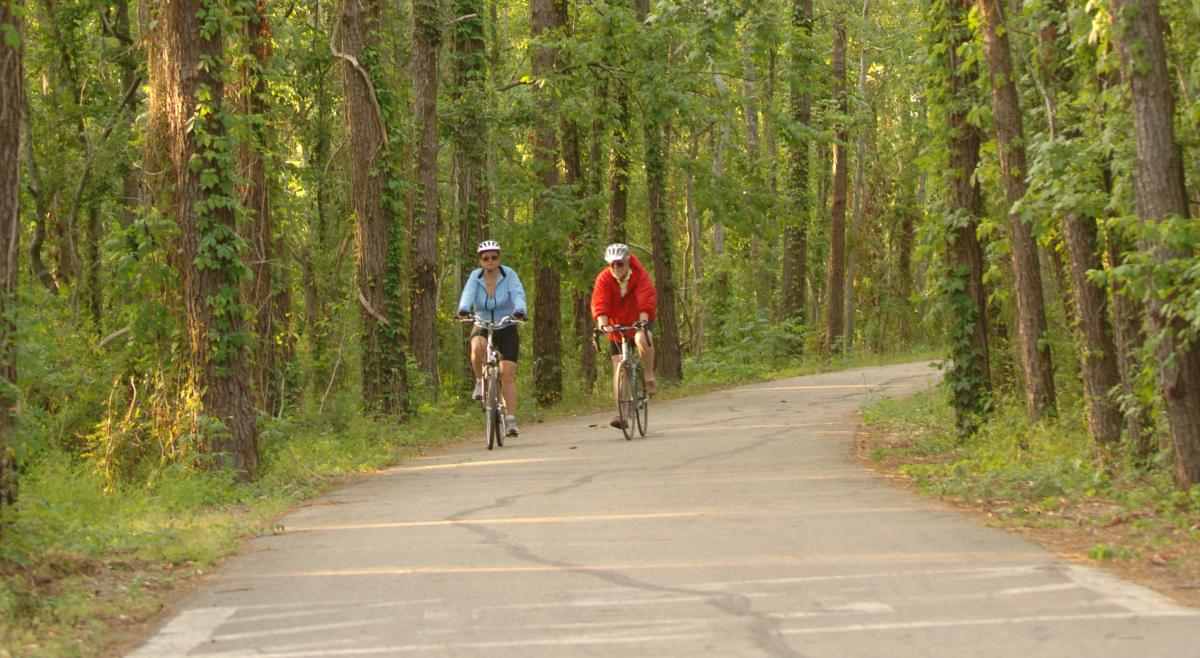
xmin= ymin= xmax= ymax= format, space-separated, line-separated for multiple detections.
xmin=860 ymin=386 xmax=1200 ymax=608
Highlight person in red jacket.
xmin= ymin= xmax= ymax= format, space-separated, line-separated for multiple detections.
xmin=591 ymin=243 xmax=657 ymax=428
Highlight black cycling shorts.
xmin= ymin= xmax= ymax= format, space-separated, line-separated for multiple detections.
xmin=471 ymin=324 xmax=520 ymax=363
xmin=607 ymin=322 xmax=653 ymax=356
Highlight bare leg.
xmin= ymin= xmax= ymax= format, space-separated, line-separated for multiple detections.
xmin=469 ymin=336 xmax=486 ymax=378
xmin=610 ymin=353 xmax=622 ymax=400
xmin=500 ymin=360 xmax=517 ymax=415
xmin=636 ymin=329 xmax=656 ymax=393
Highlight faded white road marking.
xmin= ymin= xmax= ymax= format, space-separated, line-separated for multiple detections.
xmin=779 ymin=610 xmax=1198 ymax=636
xmin=126 ymin=607 xmax=236 ymax=657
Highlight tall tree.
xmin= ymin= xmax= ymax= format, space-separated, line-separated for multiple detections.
xmin=145 ymin=0 xmax=259 ymax=473
xmin=637 ymin=0 xmax=682 ymax=380
xmin=1034 ymin=0 xmax=1122 ymax=448
xmin=0 ymin=0 xmax=24 ymax=525
xmin=1110 ymin=0 xmax=1200 ymax=487
xmin=452 ymin=0 xmax=490 ymax=382
xmin=780 ymin=0 xmax=813 ymax=326
xmin=932 ymin=0 xmax=991 ymax=435
xmin=976 ymin=0 xmax=1056 ymax=418
xmin=825 ymin=15 xmax=849 ymax=354
xmin=410 ymin=0 xmax=441 ymax=391
xmin=338 ymin=0 xmax=410 ymax=416
xmin=240 ymin=0 xmax=288 ymax=415
xmin=531 ymin=0 xmax=563 ymax=405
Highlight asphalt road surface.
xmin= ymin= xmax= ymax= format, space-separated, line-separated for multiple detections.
xmin=129 ymin=361 xmax=1199 ymax=657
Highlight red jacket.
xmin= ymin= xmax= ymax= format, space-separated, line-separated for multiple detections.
xmin=591 ymin=254 xmax=657 ymax=341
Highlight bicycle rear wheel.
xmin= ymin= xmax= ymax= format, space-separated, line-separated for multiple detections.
xmin=617 ymin=363 xmax=634 ymax=441
xmin=634 ymin=366 xmax=648 ymax=436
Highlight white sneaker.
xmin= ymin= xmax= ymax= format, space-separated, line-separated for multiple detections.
xmin=505 ymin=415 xmax=518 ymax=437
xmin=472 ymin=379 xmax=483 ymax=400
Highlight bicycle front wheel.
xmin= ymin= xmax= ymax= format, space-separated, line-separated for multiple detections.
xmin=634 ymin=366 xmax=648 ymax=436
xmin=485 ymin=373 xmax=501 ymax=450
xmin=617 ymin=363 xmax=634 ymax=441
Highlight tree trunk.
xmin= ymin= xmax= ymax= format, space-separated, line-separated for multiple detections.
xmin=781 ymin=0 xmax=812 ymax=326
xmin=977 ymin=0 xmax=1056 ymax=418
xmin=826 ymin=17 xmax=848 ymax=354
xmin=452 ymin=0 xmax=490 ymax=383
xmin=340 ymin=0 xmax=409 ymax=417
xmin=608 ymin=84 xmax=631 ymax=244
xmin=1110 ymin=0 xmax=1200 ymax=487
xmin=940 ymin=0 xmax=992 ymax=434
xmin=845 ymin=0 xmax=871 ymax=348
xmin=1036 ymin=1 xmax=1123 ymax=449
xmin=410 ymin=0 xmax=441 ymax=393
xmin=146 ymin=0 xmax=258 ymax=473
xmin=240 ymin=0 xmax=284 ymax=415
xmin=637 ymin=0 xmax=681 ymax=381
xmin=0 ymin=0 xmax=24 ymax=527
xmin=531 ymin=0 xmax=562 ymax=405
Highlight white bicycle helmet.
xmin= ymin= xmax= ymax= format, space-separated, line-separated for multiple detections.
xmin=604 ymin=243 xmax=630 ymax=263
xmin=477 ymin=239 xmax=501 ymax=254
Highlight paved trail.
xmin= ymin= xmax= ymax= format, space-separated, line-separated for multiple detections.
xmin=130 ymin=362 xmax=1199 ymax=657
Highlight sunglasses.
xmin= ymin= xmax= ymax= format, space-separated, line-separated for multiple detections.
xmin=480 ymin=253 xmax=499 ymax=262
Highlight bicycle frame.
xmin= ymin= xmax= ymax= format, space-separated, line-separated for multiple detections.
xmin=464 ymin=314 xmax=518 ymax=449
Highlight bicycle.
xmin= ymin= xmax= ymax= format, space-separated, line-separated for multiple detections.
xmin=594 ymin=324 xmax=650 ymax=440
xmin=462 ymin=314 xmax=521 ymax=450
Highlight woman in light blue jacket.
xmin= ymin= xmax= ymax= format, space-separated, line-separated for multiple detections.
xmin=456 ymin=240 xmax=527 ymax=436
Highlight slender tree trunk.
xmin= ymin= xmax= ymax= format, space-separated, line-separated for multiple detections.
xmin=826 ymin=17 xmax=848 ymax=354
xmin=845 ymin=0 xmax=871 ymax=348
xmin=19 ymin=102 xmax=57 ymax=294
xmin=781 ymin=0 xmax=812 ymax=326
xmin=410 ymin=0 xmax=441 ymax=393
xmin=531 ymin=0 xmax=562 ymax=405
xmin=146 ymin=0 xmax=258 ymax=473
xmin=340 ymin=0 xmax=409 ymax=417
xmin=636 ymin=0 xmax=681 ymax=381
xmin=0 ymin=0 xmax=24 ymax=527
xmin=1036 ymin=1 xmax=1123 ymax=449
xmin=452 ymin=0 xmax=490 ymax=383
xmin=240 ymin=0 xmax=283 ymax=414
xmin=977 ymin=0 xmax=1056 ymax=418
xmin=1110 ymin=0 xmax=1200 ymax=487
xmin=608 ymin=84 xmax=631 ymax=244
xmin=686 ymin=135 xmax=704 ymax=358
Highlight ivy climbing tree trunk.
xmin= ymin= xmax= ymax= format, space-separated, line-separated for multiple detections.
xmin=977 ymin=0 xmax=1056 ymax=419
xmin=240 ymin=0 xmax=287 ymax=415
xmin=339 ymin=0 xmax=410 ymax=417
xmin=637 ymin=0 xmax=682 ymax=381
xmin=410 ymin=0 xmax=441 ymax=393
xmin=146 ymin=0 xmax=259 ymax=474
xmin=780 ymin=0 xmax=812 ymax=327
xmin=825 ymin=16 xmax=848 ymax=355
xmin=531 ymin=0 xmax=563 ymax=406
xmin=608 ymin=82 xmax=631 ymax=244
xmin=0 ymin=0 xmax=23 ymax=527
xmin=935 ymin=0 xmax=991 ymax=435
xmin=1110 ymin=0 xmax=1200 ymax=488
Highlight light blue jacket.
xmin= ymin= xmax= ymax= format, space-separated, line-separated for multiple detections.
xmin=457 ymin=265 xmax=528 ymax=328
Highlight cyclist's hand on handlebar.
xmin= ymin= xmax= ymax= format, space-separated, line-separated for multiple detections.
xmin=634 ymin=319 xmax=649 ymax=330
xmin=600 ymin=324 xmax=614 ymax=334
xmin=512 ymin=311 xmax=527 ymax=322
xmin=457 ymin=310 xmax=471 ymax=321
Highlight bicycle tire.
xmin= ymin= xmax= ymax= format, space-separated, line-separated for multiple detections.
xmin=485 ymin=371 xmax=501 ymax=450
xmin=634 ymin=365 xmax=648 ymax=436
xmin=617 ymin=363 xmax=634 ymax=441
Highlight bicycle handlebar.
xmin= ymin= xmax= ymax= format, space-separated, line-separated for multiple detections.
xmin=459 ymin=313 xmax=525 ymax=330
